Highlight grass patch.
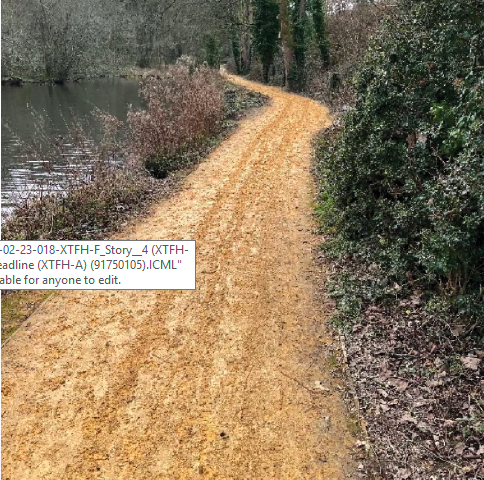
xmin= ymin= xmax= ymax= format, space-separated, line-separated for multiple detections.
xmin=1 ymin=290 xmax=52 ymax=343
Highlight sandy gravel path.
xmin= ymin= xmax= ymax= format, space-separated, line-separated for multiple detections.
xmin=2 ymin=76 xmax=356 ymax=479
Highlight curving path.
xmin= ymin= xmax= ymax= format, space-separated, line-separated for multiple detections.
xmin=2 ymin=76 xmax=357 ymax=479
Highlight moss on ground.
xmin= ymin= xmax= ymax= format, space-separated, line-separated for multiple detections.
xmin=1 ymin=291 xmax=52 ymax=343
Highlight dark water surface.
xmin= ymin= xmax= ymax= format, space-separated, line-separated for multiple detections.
xmin=1 ymin=78 xmax=142 ymax=212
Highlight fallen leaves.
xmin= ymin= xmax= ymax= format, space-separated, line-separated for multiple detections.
xmin=388 ymin=378 xmax=409 ymax=392
xmin=461 ymin=356 xmax=481 ymax=371
xmin=340 ymin=300 xmax=484 ymax=479
xmin=400 ymin=412 xmax=417 ymax=425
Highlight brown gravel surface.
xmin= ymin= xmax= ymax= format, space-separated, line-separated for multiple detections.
xmin=2 ymin=76 xmax=357 ymax=480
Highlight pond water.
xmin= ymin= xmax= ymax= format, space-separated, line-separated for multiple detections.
xmin=1 ymin=78 xmax=143 ymax=212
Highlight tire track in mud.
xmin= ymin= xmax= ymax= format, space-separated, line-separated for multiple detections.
xmin=2 ymin=76 xmax=357 ymax=480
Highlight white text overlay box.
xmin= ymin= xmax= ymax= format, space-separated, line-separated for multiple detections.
xmin=0 ymin=241 xmax=196 ymax=290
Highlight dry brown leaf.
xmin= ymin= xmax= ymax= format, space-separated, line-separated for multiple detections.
xmin=461 ymin=356 xmax=481 ymax=371
xmin=388 ymin=378 xmax=409 ymax=392
xmin=400 ymin=413 xmax=417 ymax=424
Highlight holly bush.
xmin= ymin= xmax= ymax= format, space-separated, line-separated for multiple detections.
xmin=318 ymin=0 xmax=484 ymax=323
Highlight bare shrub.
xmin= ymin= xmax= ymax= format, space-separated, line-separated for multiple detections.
xmin=127 ymin=65 xmax=225 ymax=178
xmin=306 ymin=1 xmax=395 ymax=110
xmin=1 ymin=116 xmax=158 ymax=240
xmin=2 ymin=73 xmax=264 ymax=242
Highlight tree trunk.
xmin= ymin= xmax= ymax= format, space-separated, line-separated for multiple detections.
xmin=231 ymin=28 xmax=242 ymax=74
xmin=279 ymin=0 xmax=293 ymax=86
xmin=240 ymin=0 xmax=252 ymax=74
xmin=294 ymin=0 xmax=307 ymax=90
xmin=263 ymin=62 xmax=270 ymax=83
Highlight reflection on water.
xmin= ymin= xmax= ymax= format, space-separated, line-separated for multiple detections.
xmin=1 ymin=78 xmax=142 ymax=213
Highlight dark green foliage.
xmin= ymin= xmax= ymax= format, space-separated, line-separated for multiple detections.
xmin=252 ymin=0 xmax=280 ymax=83
xmin=204 ymin=35 xmax=221 ymax=68
xmin=311 ymin=0 xmax=330 ymax=67
xmin=289 ymin=0 xmax=311 ymax=91
xmin=144 ymin=155 xmax=179 ymax=179
xmin=318 ymin=0 xmax=484 ymax=324
xmin=231 ymin=29 xmax=242 ymax=74
xmin=166 ymin=43 xmax=183 ymax=63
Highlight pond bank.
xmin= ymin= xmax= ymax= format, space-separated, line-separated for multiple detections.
xmin=1 ymin=77 xmax=143 ymax=210
xmin=1 ymin=78 xmax=268 ymax=342
xmin=1 ymin=67 xmax=172 ymax=87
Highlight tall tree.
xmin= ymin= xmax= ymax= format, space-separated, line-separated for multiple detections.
xmin=239 ymin=0 xmax=253 ymax=74
xmin=253 ymin=0 xmax=280 ymax=83
xmin=204 ymin=34 xmax=221 ymax=67
xmin=34 ymin=0 xmax=91 ymax=81
xmin=231 ymin=27 xmax=243 ymax=73
xmin=279 ymin=0 xmax=294 ymax=86
xmin=311 ymin=0 xmax=330 ymax=67
xmin=290 ymin=0 xmax=309 ymax=90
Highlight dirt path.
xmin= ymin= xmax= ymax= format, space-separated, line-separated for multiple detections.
xmin=2 ymin=76 xmax=357 ymax=479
